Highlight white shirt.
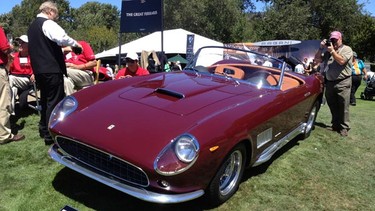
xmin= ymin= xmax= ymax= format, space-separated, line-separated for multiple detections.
xmin=295 ymin=64 xmax=305 ymax=74
xmin=37 ymin=13 xmax=78 ymax=47
xmin=263 ymin=60 xmax=272 ymax=67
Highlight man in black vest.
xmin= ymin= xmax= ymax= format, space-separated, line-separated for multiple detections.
xmin=28 ymin=1 xmax=82 ymax=145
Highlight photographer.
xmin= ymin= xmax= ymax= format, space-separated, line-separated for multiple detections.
xmin=314 ymin=31 xmax=353 ymax=137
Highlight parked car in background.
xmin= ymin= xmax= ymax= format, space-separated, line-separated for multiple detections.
xmin=48 ymin=46 xmax=324 ymax=206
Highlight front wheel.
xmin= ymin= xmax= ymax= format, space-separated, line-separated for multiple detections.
xmin=206 ymin=143 xmax=246 ymax=206
xmin=299 ymin=101 xmax=319 ymax=140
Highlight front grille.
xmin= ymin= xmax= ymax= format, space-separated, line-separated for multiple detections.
xmin=56 ymin=136 xmax=149 ymax=187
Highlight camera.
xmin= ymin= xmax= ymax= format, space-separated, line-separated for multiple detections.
xmin=325 ymin=39 xmax=332 ymax=46
xmin=72 ymin=46 xmax=82 ymax=54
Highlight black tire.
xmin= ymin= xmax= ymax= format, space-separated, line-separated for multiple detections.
xmin=299 ymin=101 xmax=319 ymax=140
xmin=206 ymin=143 xmax=246 ymax=206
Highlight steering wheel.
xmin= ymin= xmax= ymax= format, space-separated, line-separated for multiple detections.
xmin=246 ymin=70 xmax=278 ymax=86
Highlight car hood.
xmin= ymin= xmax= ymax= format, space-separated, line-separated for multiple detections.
xmin=117 ymin=72 xmax=252 ymax=115
xmin=54 ymin=72 xmax=262 ymax=166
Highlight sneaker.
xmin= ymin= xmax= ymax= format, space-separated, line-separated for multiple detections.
xmin=339 ymin=129 xmax=348 ymax=137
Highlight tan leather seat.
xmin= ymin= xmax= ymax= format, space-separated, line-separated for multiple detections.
xmin=215 ymin=65 xmax=245 ymax=80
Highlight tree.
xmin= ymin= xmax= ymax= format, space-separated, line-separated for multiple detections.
xmin=249 ymin=0 xmax=375 ymax=61
xmin=2 ymin=0 xmax=72 ymax=38
xmin=164 ymin=0 xmax=252 ymax=43
xmin=70 ymin=2 xmax=119 ymax=31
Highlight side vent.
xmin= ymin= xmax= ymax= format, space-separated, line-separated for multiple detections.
xmin=154 ymin=88 xmax=185 ymax=99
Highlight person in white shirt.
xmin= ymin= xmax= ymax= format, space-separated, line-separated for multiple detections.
xmin=28 ymin=1 xmax=82 ymax=145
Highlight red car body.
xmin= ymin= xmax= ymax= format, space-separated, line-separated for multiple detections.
xmin=48 ymin=46 xmax=324 ymax=206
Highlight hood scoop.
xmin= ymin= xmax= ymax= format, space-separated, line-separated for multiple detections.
xmin=154 ymin=88 xmax=185 ymax=99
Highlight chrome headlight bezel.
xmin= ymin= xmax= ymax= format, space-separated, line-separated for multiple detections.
xmin=49 ymin=96 xmax=78 ymax=128
xmin=154 ymin=134 xmax=200 ymax=176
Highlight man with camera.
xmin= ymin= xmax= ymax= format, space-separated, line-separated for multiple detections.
xmin=314 ymin=31 xmax=353 ymax=137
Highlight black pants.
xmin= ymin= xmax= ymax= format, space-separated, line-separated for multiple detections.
xmin=350 ymin=75 xmax=362 ymax=104
xmin=35 ymin=73 xmax=65 ymax=140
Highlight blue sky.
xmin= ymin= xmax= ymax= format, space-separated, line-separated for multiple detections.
xmin=1 ymin=0 xmax=374 ymax=16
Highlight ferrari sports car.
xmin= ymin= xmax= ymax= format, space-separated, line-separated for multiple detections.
xmin=48 ymin=46 xmax=324 ymax=206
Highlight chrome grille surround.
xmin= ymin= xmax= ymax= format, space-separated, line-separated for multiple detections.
xmin=55 ymin=135 xmax=149 ymax=187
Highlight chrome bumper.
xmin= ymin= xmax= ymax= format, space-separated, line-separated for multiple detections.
xmin=48 ymin=144 xmax=204 ymax=204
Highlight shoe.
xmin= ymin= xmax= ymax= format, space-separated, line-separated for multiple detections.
xmin=350 ymin=103 xmax=356 ymax=106
xmin=339 ymin=129 xmax=348 ymax=137
xmin=44 ymin=139 xmax=54 ymax=146
xmin=0 ymin=134 xmax=25 ymax=145
xmin=0 ymin=139 xmax=11 ymax=145
xmin=9 ymin=134 xmax=25 ymax=142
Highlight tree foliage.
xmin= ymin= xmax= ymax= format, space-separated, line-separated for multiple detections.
xmin=164 ymin=0 xmax=252 ymax=43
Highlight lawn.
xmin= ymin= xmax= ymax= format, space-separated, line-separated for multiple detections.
xmin=0 ymin=84 xmax=374 ymax=211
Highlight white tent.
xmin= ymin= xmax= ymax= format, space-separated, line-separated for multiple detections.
xmin=95 ymin=28 xmax=223 ymax=59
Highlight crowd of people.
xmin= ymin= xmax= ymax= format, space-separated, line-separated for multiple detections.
xmin=0 ymin=1 xmax=372 ymax=145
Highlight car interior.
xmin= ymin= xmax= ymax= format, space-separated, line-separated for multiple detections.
xmin=206 ymin=63 xmax=302 ymax=91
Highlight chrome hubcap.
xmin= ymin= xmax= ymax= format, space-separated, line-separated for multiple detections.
xmin=219 ymin=150 xmax=242 ymax=196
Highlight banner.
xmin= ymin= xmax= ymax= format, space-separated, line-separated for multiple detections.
xmin=186 ymin=34 xmax=195 ymax=62
xmin=120 ymin=0 xmax=162 ymax=33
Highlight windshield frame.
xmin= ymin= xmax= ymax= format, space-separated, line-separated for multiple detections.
xmin=184 ymin=46 xmax=289 ymax=90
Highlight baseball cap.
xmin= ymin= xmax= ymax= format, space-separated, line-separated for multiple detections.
xmin=125 ymin=52 xmax=138 ymax=60
xmin=330 ymin=31 xmax=342 ymax=40
xmin=353 ymin=51 xmax=357 ymax=57
xmin=15 ymin=35 xmax=28 ymax=43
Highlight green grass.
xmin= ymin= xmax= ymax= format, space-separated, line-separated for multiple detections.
xmin=1 ymin=84 xmax=374 ymax=211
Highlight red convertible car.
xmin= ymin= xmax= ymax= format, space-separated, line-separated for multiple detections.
xmin=48 ymin=46 xmax=324 ymax=206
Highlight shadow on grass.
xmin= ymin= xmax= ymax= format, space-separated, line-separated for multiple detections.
xmin=10 ymin=105 xmax=39 ymax=134
xmin=242 ymin=136 xmax=301 ymax=181
xmin=314 ymin=121 xmax=330 ymax=129
xmin=52 ymin=168 xmax=209 ymax=211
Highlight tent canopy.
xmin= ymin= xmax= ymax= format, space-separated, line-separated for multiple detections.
xmin=168 ymin=54 xmax=188 ymax=64
xmin=95 ymin=28 xmax=223 ymax=59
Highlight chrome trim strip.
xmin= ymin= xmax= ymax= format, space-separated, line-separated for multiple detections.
xmin=48 ymin=145 xmax=204 ymax=204
xmin=253 ymin=123 xmax=304 ymax=166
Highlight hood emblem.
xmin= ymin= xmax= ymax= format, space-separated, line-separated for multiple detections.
xmin=107 ymin=124 xmax=115 ymax=130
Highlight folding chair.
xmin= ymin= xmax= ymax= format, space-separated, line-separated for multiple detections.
xmin=28 ymin=82 xmax=41 ymax=115
xmin=94 ymin=59 xmax=101 ymax=84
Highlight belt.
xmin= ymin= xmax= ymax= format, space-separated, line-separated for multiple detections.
xmin=326 ymin=76 xmax=351 ymax=83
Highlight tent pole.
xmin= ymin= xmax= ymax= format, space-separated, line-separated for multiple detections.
xmin=118 ymin=32 xmax=122 ymax=68
xmin=161 ymin=0 xmax=164 ymax=54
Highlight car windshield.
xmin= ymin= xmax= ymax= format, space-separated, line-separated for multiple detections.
xmin=184 ymin=46 xmax=290 ymax=90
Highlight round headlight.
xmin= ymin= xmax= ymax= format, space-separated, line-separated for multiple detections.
xmin=175 ymin=135 xmax=199 ymax=163
xmin=49 ymin=96 xmax=78 ymax=128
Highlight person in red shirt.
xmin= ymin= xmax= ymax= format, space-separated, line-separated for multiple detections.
xmin=0 ymin=26 xmax=25 ymax=144
xmin=64 ymin=40 xmax=97 ymax=95
xmin=8 ymin=35 xmax=35 ymax=112
xmin=115 ymin=52 xmax=149 ymax=79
